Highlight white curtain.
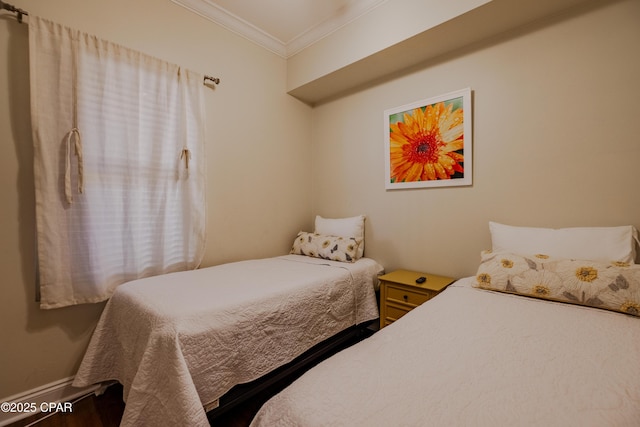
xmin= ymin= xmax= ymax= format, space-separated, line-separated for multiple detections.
xmin=29 ymin=16 xmax=206 ymax=309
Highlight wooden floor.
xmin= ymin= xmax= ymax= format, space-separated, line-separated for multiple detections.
xmin=8 ymin=384 xmax=125 ymax=427
xmin=7 ymin=382 xmax=268 ymax=427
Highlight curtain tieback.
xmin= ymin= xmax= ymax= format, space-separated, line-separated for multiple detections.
xmin=64 ymin=128 xmax=84 ymax=204
xmin=180 ymin=148 xmax=191 ymax=170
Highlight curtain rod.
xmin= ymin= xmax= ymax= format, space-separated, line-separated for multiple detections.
xmin=1 ymin=3 xmax=220 ymax=86
xmin=0 ymin=1 xmax=28 ymax=23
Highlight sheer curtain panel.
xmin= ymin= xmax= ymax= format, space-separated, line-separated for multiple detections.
xmin=29 ymin=16 xmax=206 ymax=309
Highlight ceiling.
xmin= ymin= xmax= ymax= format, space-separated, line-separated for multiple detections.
xmin=172 ymin=0 xmax=388 ymax=58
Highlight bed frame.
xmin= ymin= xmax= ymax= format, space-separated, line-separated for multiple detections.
xmin=206 ymin=320 xmax=376 ymax=422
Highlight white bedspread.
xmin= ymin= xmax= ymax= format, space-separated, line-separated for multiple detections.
xmin=251 ymin=277 xmax=640 ymax=427
xmin=72 ymin=255 xmax=382 ymax=427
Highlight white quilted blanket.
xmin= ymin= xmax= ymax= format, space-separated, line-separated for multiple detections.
xmin=251 ymin=277 xmax=640 ymax=427
xmin=72 ymin=255 xmax=382 ymax=426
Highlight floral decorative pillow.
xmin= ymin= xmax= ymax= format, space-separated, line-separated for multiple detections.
xmin=474 ymin=251 xmax=640 ymax=317
xmin=290 ymin=232 xmax=362 ymax=263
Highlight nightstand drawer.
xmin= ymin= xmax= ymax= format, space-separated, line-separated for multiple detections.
xmin=386 ymin=285 xmax=434 ymax=307
xmin=385 ymin=304 xmax=411 ymax=322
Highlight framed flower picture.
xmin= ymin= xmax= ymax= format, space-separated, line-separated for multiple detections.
xmin=384 ymin=88 xmax=472 ymax=189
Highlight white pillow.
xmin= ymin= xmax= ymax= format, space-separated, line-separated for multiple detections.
xmin=489 ymin=221 xmax=638 ymax=263
xmin=315 ymin=215 xmax=365 ymax=259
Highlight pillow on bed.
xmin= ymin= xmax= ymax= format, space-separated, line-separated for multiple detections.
xmin=489 ymin=222 xmax=638 ymax=263
xmin=474 ymin=250 xmax=640 ymax=317
xmin=290 ymin=232 xmax=362 ymax=263
xmin=315 ymin=215 xmax=366 ymax=259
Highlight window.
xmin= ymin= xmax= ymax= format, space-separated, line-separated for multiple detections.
xmin=29 ymin=17 xmax=206 ymax=308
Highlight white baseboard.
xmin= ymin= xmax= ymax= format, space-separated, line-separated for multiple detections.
xmin=0 ymin=377 xmax=105 ymax=426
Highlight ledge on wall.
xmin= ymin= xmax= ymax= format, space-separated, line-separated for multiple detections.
xmin=287 ymin=0 xmax=592 ymax=106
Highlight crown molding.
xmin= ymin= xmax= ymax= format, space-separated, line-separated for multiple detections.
xmin=285 ymin=0 xmax=388 ymax=57
xmin=172 ymin=0 xmax=287 ymax=57
xmin=172 ymin=0 xmax=388 ymax=59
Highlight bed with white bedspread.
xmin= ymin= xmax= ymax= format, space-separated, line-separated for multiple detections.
xmin=72 ymin=254 xmax=383 ymax=426
xmin=251 ymin=223 xmax=640 ymax=427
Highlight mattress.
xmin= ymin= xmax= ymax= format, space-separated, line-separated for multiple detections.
xmin=72 ymin=254 xmax=383 ymax=427
xmin=251 ymin=277 xmax=640 ymax=427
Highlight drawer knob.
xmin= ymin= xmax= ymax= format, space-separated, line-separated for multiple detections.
xmin=403 ymin=294 xmax=408 ymax=301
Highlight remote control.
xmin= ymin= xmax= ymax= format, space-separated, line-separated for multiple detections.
xmin=415 ymin=276 xmax=426 ymax=284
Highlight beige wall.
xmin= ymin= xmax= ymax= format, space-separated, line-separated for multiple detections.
xmin=0 ymin=0 xmax=312 ymax=398
xmin=311 ymin=0 xmax=640 ymax=278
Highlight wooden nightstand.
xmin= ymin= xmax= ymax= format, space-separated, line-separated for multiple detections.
xmin=379 ymin=270 xmax=455 ymax=329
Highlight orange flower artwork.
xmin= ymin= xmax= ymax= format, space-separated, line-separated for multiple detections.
xmin=385 ymin=88 xmax=472 ymax=189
